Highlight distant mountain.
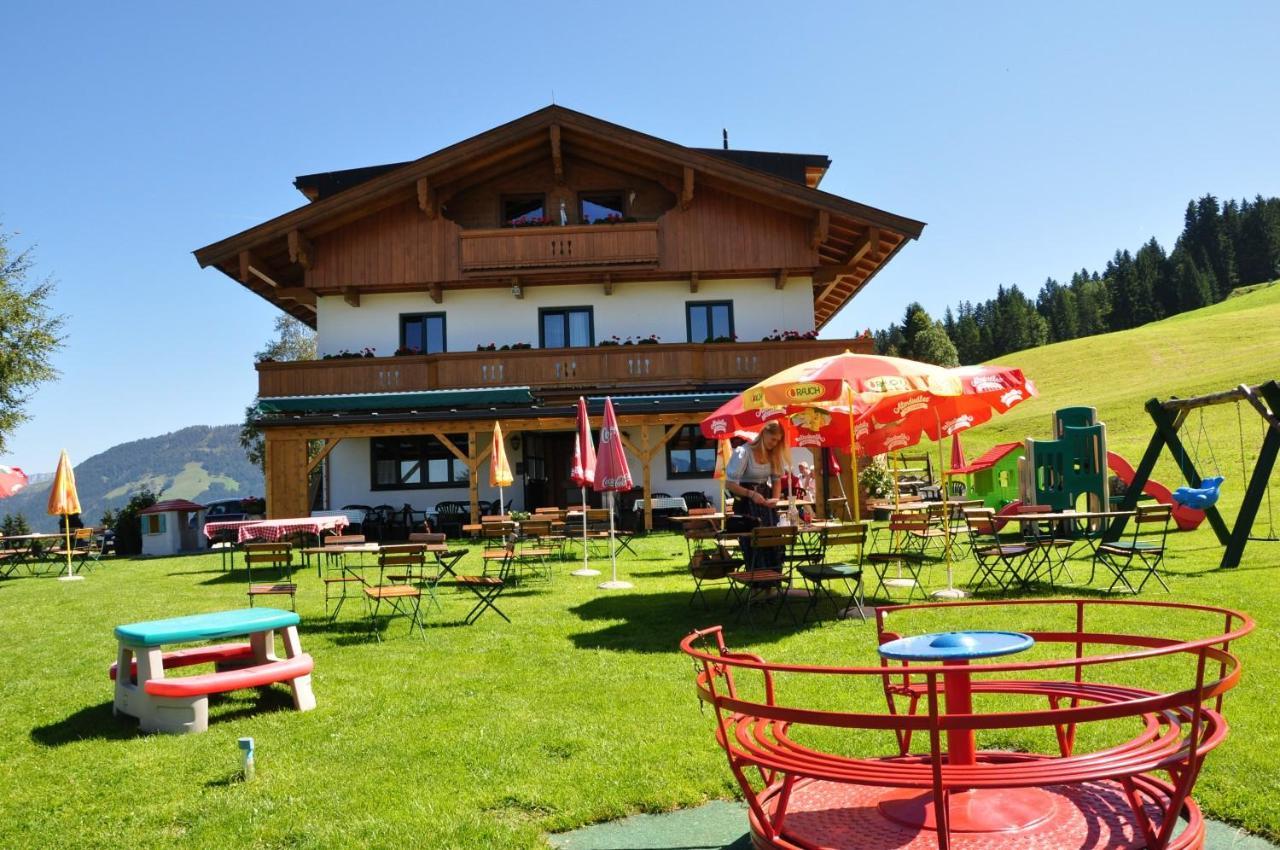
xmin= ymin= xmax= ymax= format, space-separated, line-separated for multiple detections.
xmin=0 ymin=425 xmax=264 ymax=531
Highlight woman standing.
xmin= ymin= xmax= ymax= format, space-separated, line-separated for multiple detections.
xmin=724 ymin=421 xmax=786 ymax=568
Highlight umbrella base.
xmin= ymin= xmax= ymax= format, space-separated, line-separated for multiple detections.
xmin=571 ymin=568 xmax=601 ymax=576
xmin=58 ymin=574 xmax=85 ymax=582
xmin=597 ymin=580 xmax=633 ymax=590
xmin=931 ymin=586 xmax=968 ymax=600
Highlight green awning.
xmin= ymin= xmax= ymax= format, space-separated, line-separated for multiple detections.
xmin=258 ymin=387 xmax=534 ymax=414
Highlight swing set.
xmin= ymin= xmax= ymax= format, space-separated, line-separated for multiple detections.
xmin=1111 ymin=380 xmax=1280 ymax=569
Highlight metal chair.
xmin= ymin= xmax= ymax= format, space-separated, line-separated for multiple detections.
xmin=964 ymin=509 xmax=1036 ymax=593
xmin=1091 ymin=504 xmax=1172 ymax=593
xmin=727 ymin=525 xmax=799 ymax=623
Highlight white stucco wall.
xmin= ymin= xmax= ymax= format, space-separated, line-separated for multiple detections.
xmin=314 ymin=277 xmax=815 ymax=356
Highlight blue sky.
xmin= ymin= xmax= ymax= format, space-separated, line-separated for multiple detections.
xmin=2 ymin=1 xmax=1277 ymax=474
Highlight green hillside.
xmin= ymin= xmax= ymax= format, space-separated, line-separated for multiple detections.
xmin=1 ymin=425 xmax=263 ymax=531
xmin=950 ymin=281 xmax=1280 ymax=522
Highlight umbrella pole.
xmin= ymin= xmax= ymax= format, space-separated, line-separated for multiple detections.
xmin=932 ymin=415 xmax=965 ymax=600
xmin=56 ymin=514 xmax=83 ymax=582
xmin=597 ymin=492 xmax=632 ymax=590
xmin=847 ymin=408 xmax=861 ymax=525
xmin=571 ymin=486 xmax=599 ymax=576
xmin=498 ymin=486 xmax=504 ymax=518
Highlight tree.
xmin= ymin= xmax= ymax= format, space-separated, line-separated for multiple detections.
xmin=1168 ymin=248 xmax=1215 ymax=311
xmin=898 ymin=302 xmax=933 ymax=359
xmin=912 ymin=320 xmax=959 ymax=367
xmin=108 ymin=489 xmax=159 ymax=556
xmin=0 ymin=229 xmax=65 ymax=453
xmin=240 ymin=316 xmax=317 ymax=470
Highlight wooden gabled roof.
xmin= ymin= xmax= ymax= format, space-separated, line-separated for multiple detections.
xmin=193 ymin=106 xmax=924 ymax=328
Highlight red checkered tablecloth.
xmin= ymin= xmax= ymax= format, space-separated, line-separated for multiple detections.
xmin=203 ymin=516 xmax=349 ymax=544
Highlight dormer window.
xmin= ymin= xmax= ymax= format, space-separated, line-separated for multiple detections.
xmin=503 ymin=194 xmax=546 ymax=226
xmin=580 ymin=192 xmax=626 ymax=224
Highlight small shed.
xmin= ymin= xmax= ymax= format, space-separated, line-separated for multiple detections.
xmin=950 ymin=443 xmax=1023 ymax=509
xmin=139 ymin=499 xmax=208 ymax=556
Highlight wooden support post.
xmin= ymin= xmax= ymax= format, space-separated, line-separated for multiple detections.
xmin=306 ymin=438 xmax=342 ymax=475
xmin=468 ymin=431 xmax=479 ymax=524
xmin=287 ymin=229 xmax=314 ymax=269
xmin=550 ymin=124 xmax=563 ymax=183
xmin=416 ymin=177 xmax=438 ymax=219
xmin=774 ymin=269 xmax=787 ymax=290
xmin=810 ymin=210 xmax=829 ymax=250
xmin=640 ymin=426 xmax=653 ymax=532
xmin=688 ymin=272 xmax=699 ymax=293
xmin=1222 ymin=380 xmax=1280 ymax=568
xmin=263 ymin=435 xmax=309 ymax=519
xmin=812 ymin=456 xmax=826 ymax=519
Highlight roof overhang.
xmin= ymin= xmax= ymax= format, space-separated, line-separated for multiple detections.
xmin=194 ymin=106 xmax=925 ymax=329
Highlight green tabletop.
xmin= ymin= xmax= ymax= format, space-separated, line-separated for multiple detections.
xmin=115 ymin=608 xmax=298 ymax=646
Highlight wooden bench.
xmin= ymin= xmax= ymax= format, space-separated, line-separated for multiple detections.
xmin=113 ymin=608 xmax=316 ymax=734
xmin=682 ymin=599 xmax=1252 ymax=850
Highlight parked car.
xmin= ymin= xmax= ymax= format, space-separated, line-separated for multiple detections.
xmin=202 ymin=498 xmax=266 ymax=545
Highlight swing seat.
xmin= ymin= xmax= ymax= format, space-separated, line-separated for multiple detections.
xmin=1172 ymin=476 xmax=1224 ymax=510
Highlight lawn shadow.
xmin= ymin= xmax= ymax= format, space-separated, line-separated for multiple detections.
xmin=568 ymin=590 xmax=821 ymax=654
xmin=32 ymin=689 xmax=299 ymax=746
xmin=30 ymin=701 xmax=136 ymax=746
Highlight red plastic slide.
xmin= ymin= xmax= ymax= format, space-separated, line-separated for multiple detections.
xmin=1106 ymin=452 xmax=1206 ymax=531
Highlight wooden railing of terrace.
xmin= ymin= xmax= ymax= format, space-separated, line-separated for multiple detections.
xmin=458 ymin=222 xmax=660 ymax=273
xmin=256 ymin=338 xmax=873 ymax=399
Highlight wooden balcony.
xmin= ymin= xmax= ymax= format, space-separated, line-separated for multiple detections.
xmin=257 ymin=337 xmax=874 ymax=400
xmin=458 ymin=222 xmax=660 ymax=274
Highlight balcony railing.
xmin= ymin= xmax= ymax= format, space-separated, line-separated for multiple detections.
xmin=257 ymin=337 xmax=873 ymax=399
xmin=458 ymin=222 xmax=660 ymax=273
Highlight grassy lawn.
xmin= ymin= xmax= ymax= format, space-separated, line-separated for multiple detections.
xmin=1 ymin=283 xmax=1277 ymax=848
xmin=1 ymin=524 xmax=1277 ymax=848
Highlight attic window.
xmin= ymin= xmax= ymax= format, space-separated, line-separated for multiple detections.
xmin=503 ymin=194 xmax=546 ymax=227
xmin=580 ymin=192 xmax=625 ymax=224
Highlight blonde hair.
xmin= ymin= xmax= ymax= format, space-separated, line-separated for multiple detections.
xmin=751 ymin=421 xmax=790 ymax=476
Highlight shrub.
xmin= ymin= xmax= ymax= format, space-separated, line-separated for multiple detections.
xmin=109 ymin=489 xmax=161 ymax=556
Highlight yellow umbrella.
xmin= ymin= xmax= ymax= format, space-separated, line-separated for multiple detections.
xmin=489 ymin=422 xmax=514 ymax=517
xmin=47 ymin=449 xmax=83 ymax=582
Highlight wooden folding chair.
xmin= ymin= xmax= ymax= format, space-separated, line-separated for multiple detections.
xmin=1092 ymin=503 xmax=1172 ymax=593
xmin=964 ymin=509 xmax=1035 ymax=593
xmin=728 ymin=525 xmax=799 ymax=624
xmin=456 ymin=540 xmax=515 ymax=624
xmin=244 ymin=542 xmax=296 ymax=610
xmin=865 ymin=513 xmax=931 ymax=601
xmin=682 ymin=507 xmax=721 ymax=558
xmin=797 ymin=523 xmax=868 ymax=621
xmin=364 ymin=545 xmax=427 ymax=641
xmin=515 ymin=519 xmax=556 ymax=580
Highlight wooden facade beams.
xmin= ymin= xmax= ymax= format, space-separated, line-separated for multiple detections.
xmin=688 ymin=272 xmax=699 ymax=293
xmin=774 ymin=269 xmax=788 ymax=290
xmin=428 ymin=282 xmax=443 ymax=304
xmin=277 ymin=287 xmax=316 ymax=306
xmin=287 ymin=229 xmax=314 ymax=269
xmin=416 ymin=177 xmax=438 ymax=219
xmin=681 ymin=166 xmax=695 ymax=210
xmin=550 ymin=124 xmax=564 ymax=182
xmin=810 ymin=210 xmax=829 ymax=249
xmin=342 ymin=286 xmax=360 ymax=308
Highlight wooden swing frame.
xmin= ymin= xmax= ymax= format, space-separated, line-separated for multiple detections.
xmin=1109 ymin=380 xmax=1280 ymax=569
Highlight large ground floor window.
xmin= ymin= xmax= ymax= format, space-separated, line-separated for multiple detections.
xmin=666 ymin=425 xmax=716 ymax=478
xmin=371 ymin=435 xmax=469 ymax=490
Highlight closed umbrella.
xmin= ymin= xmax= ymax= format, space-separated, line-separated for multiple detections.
xmin=47 ymin=450 xmax=83 ymax=582
xmin=0 ymin=465 xmax=29 ymax=499
xmin=489 ymin=422 xmax=513 ymax=517
xmin=569 ymin=397 xmax=600 ymax=577
xmin=592 ymin=397 xmax=633 ymax=590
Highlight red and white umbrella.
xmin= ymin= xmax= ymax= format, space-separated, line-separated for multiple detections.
xmin=569 ymin=397 xmax=600 ymax=577
xmin=0 ymin=465 xmax=29 ymax=499
xmin=592 ymin=398 xmax=633 ymax=589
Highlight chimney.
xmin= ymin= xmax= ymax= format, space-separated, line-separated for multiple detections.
xmin=722 ymin=128 xmax=729 ymax=150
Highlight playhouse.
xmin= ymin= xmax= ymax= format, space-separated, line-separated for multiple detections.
xmin=139 ymin=500 xmax=208 ymax=557
xmin=948 ymin=442 xmax=1022 ymax=509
